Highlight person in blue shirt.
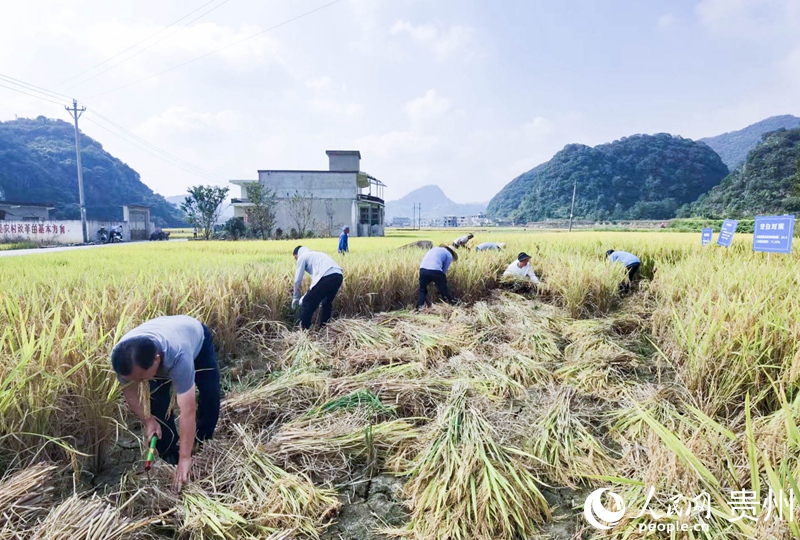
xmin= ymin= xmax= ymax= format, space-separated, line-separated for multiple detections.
xmin=606 ymin=249 xmax=641 ymax=292
xmin=338 ymin=226 xmax=349 ymax=254
xmin=416 ymin=244 xmax=458 ymax=308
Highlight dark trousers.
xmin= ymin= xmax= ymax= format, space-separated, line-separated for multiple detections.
xmin=301 ymin=272 xmax=343 ymax=330
xmin=150 ymin=324 xmax=220 ymax=463
xmin=416 ymin=268 xmax=454 ymax=308
xmin=621 ymin=262 xmax=640 ymax=292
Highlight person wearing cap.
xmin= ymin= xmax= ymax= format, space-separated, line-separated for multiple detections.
xmin=475 ymin=242 xmax=506 ymax=252
xmin=292 ymin=246 xmax=344 ymax=329
xmin=503 ymin=252 xmax=541 ymax=283
xmin=338 ymin=226 xmax=350 ymax=255
xmin=417 ymin=244 xmax=457 ymax=308
xmin=606 ymin=249 xmax=640 ymax=292
xmin=110 ymin=315 xmax=220 ymax=491
xmin=452 ymin=233 xmax=474 ymax=249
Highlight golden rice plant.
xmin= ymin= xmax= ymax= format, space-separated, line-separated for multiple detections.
xmin=391 ymin=384 xmax=549 ymax=540
xmin=522 ymin=386 xmax=616 ymax=486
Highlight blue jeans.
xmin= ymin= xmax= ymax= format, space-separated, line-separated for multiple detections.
xmin=149 ymin=324 xmax=220 ymax=463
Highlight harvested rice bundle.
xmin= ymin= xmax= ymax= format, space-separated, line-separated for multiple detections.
xmin=325 ymin=318 xmax=414 ymax=375
xmin=390 ymin=385 xmax=549 ymax=540
xmin=332 ymin=363 xmax=451 ymax=418
xmin=302 ymin=388 xmax=397 ymax=423
xmin=193 ymin=426 xmax=339 ymax=538
xmin=268 ymin=413 xmax=421 ymax=483
xmin=521 ymin=386 xmax=616 ymax=486
xmin=438 ymin=350 xmax=527 ymax=400
xmin=388 ymin=316 xmax=466 ymax=366
xmin=279 ymin=330 xmax=332 ymax=370
xmin=221 ymin=368 xmax=330 ymax=431
xmin=30 ymin=493 xmax=156 ymax=540
xmin=556 ymin=334 xmax=640 ymax=395
xmin=479 ymin=344 xmax=555 ymax=389
xmin=0 ymin=463 xmax=57 ymax=538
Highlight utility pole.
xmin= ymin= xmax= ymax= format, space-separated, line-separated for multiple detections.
xmin=568 ymin=181 xmax=577 ymax=232
xmin=412 ymin=204 xmax=416 ymax=230
xmin=418 ymin=203 xmax=421 ymax=230
xmin=65 ymin=99 xmax=88 ymax=243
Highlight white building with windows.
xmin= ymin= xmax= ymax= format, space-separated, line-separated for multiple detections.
xmin=230 ymin=150 xmax=385 ymax=237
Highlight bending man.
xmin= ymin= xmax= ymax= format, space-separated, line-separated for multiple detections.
xmin=417 ymin=244 xmax=458 ymax=308
xmin=475 ymin=242 xmax=506 ymax=252
xmin=293 ymin=246 xmax=344 ymax=329
xmin=111 ymin=315 xmax=220 ymax=491
xmin=606 ymin=249 xmax=641 ymax=292
xmin=503 ymin=251 xmax=541 ymax=283
xmin=452 ymin=233 xmax=474 ymax=249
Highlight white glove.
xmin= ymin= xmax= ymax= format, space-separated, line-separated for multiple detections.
xmin=291 ymin=298 xmax=299 ymax=310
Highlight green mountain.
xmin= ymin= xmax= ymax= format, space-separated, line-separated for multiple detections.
xmin=680 ymin=128 xmax=800 ymax=218
xmin=0 ymin=116 xmax=185 ymax=226
xmin=486 ymin=133 xmax=729 ymax=222
xmin=698 ymin=115 xmax=800 ymax=170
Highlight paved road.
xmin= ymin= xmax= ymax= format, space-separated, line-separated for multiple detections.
xmin=0 ymin=239 xmax=186 ymax=258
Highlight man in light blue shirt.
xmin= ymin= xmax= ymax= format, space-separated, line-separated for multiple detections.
xmin=606 ymin=249 xmax=641 ymax=292
xmin=417 ymin=244 xmax=457 ymax=308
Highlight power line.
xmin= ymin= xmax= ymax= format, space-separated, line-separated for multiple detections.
xmin=86 ymin=0 xmax=343 ymax=99
xmin=62 ymin=0 xmax=233 ymax=92
xmin=55 ymin=0 xmax=221 ymax=88
xmin=84 ymin=109 xmax=225 ymax=181
xmin=0 ymin=82 xmax=64 ymax=106
xmin=82 ymin=116 xmax=224 ymax=183
xmin=0 ymin=73 xmax=72 ymax=102
xmin=0 ymin=72 xmax=225 ymax=184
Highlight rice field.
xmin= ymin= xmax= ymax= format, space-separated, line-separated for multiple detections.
xmin=1 ymin=230 xmax=799 ymax=539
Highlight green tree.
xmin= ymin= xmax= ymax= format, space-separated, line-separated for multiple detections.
xmin=181 ymin=185 xmax=229 ymax=240
xmin=224 ymin=216 xmax=246 ymax=240
xmin=244 ymin=183 xmax=278 ymax=240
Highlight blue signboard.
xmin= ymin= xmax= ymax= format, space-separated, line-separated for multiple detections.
xmin=753 ymin=215 xmax=795 ymax=254
xmin=717 ymin=219 xmax=738 ymax=247
xmin=701 ymin=228 xmax=713 ymax=245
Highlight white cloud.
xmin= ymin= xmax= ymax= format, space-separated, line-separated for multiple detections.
xmin=695 ymin=0 xmax=799 ymax=38
xmin=137 ymin=106 xmax=242 ymax=137
xmin=309 ymin=98 xmax=365 ymax=118
xmin=657 ymin=14 xmax=676 ymax=28
xmin=356 ymin=130 xmax=439 ymax=159
xmin=404 ymin=89 xmax=451 ymax=123
xmin=390 ymin=20 xmax=482 ymax=62
xmin=521 ymin=116 xmax=555 ymax=142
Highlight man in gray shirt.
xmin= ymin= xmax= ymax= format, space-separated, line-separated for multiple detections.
xmin=111 ymin=315 xmax=220 ymax=491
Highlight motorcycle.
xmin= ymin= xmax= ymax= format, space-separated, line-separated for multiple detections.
xmin=97 ymin=227 xmax=124 ymax=244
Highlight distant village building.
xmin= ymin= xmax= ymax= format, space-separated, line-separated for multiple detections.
xmin=391 ymin=216 xmax=412 ymax=228
xmin=442 ymin=215 xmax=458 ymax=227
xmin=230 ymin=150 xmax=386 ymax=237
xmin=0 ymin=200 xmax=54 ymax=221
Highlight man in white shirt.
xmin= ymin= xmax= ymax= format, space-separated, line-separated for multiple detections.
xmin=452 ymin=233 xmax=474 ymax=249
xmin=292 ymin=246 xmax=344 ymax=329
xmin=503 ymin=252 xmax=541 ymax=283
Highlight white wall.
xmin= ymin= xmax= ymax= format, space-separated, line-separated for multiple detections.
xmin=0 ymin=220 xmax=142 ymax=244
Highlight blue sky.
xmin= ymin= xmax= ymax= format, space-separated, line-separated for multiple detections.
xmin=0 ymin=0 xmax=798 ymax=202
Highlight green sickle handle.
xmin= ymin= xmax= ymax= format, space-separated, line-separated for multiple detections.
xmin=144 ymin=435 xmax=158 ymax=471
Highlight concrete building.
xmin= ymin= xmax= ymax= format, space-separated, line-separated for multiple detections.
xmin=0 ymin=200 xmax=54 ymax=221
xmin=230 ymin=150 xmax=386 ymax=237
xmin=443 ymin=215 xmax=458 ymax=228
xmin=391 ymin=217 xmax=412 ymax=228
